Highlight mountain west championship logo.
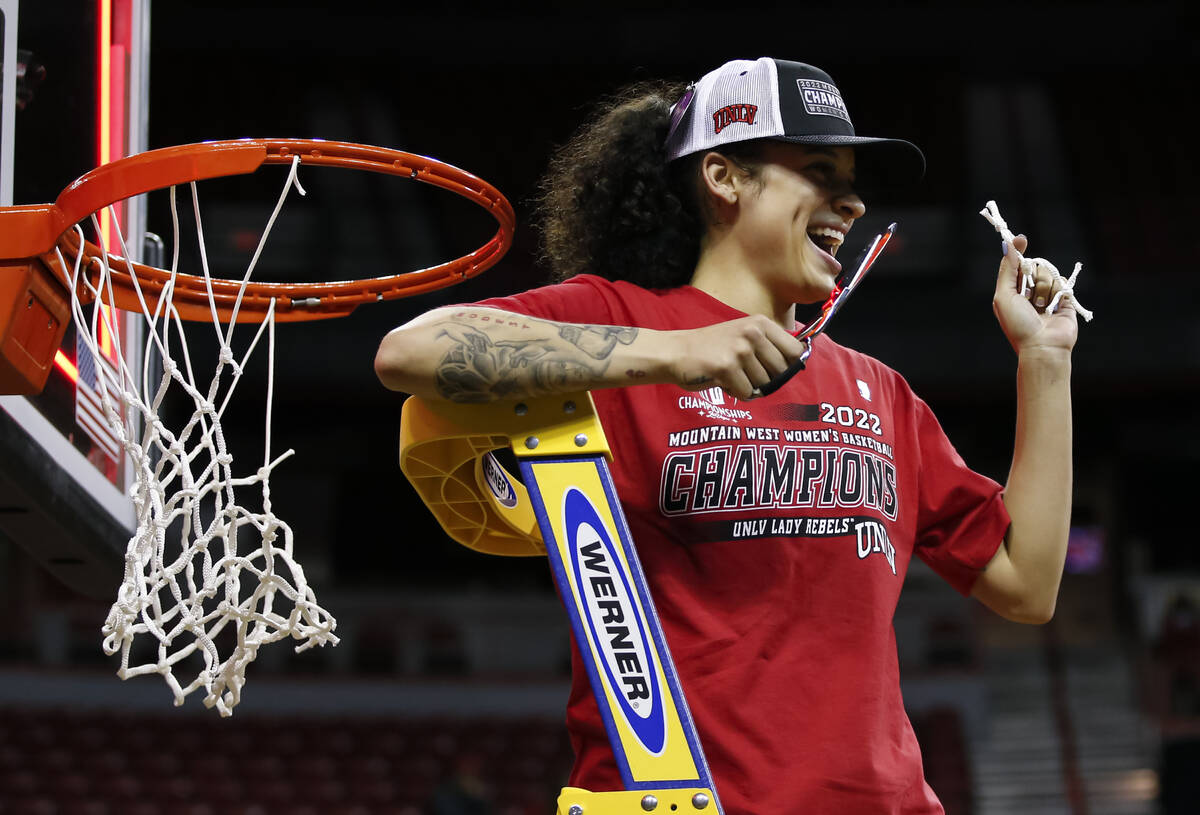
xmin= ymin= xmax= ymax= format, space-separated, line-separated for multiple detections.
xmin=563 ymin=488 xmax=667 ymax=754
xmin=797 ymin=78 xmax=851 ymax=125
xmin=678 ymin=386 xmax=753 ymax=424
xmin=712 ymin=103 xmax=758 ymax=134
xmin=661 ymin=443 xmax=898 ymax=519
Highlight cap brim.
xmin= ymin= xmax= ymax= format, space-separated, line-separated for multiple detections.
xmin=774 ymin=134 xmax=926 ymax=188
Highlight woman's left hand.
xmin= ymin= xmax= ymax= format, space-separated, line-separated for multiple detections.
xmin=992 ymin=235 xmax=1079 ymax=355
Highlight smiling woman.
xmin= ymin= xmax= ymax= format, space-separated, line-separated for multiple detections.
xmin=374 ymin=56 xmax=1081 ymax=815
xmin=686 ymin=141 xmax=867 ymax=311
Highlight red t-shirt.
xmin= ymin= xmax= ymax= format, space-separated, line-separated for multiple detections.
xmin=477 ymin=275 xmax=1009 ymax=815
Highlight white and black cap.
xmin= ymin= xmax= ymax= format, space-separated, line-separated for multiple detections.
xmin=665 ymin=57 xmax=925 ymax=186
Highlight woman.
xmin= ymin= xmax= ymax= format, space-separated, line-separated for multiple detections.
xmin=375 ymin=58 xmax=1078 ymax=814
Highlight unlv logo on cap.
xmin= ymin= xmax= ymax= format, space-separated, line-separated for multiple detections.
xmin=712 ymin=103 xmax=758 ymax=134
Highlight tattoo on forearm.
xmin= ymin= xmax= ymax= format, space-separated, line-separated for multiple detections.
xmin=557 ymin=324 xmax=639 ymax=359
xmin=433 ymin=318 xmax=640 ymax=403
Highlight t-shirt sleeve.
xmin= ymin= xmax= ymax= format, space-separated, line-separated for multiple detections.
xmin=911 ymin=396 xmax=1010 ymax=596
xmin=472 ymin=275 xmax=619 ymax=325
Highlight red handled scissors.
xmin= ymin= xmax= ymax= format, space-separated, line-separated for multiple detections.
xmin=751 ymin=222 xmax=896 ymax=398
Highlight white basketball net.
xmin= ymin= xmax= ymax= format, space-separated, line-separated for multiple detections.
xmin=980 ymin=200 xmax=1094 ymax=322
xmin=57 ymin=156 xmax=338 ymax=716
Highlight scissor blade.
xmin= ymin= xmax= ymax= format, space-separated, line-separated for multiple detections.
xmin=797 ymin=222 xmax=896 ymax=342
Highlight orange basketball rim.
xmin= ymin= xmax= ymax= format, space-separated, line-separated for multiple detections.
xmin=0 ymin=138 xmax=515 ymax=393
xmin=1 ymin=137 xmax=515 ymax=321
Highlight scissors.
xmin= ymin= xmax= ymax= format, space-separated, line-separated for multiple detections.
xmin=750 ymin=222 xmax=896 ymax=399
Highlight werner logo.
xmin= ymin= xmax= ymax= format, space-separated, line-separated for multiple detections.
xmin=563 ymin=488 xmax=666 ymax=754
xmin=482 ymin=452 xmax=518 ymax=509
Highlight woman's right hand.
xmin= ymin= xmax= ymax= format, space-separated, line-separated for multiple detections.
xmin=377 ymin=307 xmax=807 ymax=403
xmin=665 ymin=315 xmax=808 ymax=400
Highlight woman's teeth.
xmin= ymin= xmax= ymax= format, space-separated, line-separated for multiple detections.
xmin=807 ymin=227 xmax=844 ymax=257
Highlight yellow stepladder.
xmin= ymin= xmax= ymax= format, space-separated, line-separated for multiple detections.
xmin=399 ymin=393 xmax=721 ymax=815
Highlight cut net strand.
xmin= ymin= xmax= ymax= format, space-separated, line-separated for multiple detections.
xmin=58 ymin=156 xmax=338 ymax=716
xmin=980 ymin=200 xmax=1094 ymax=322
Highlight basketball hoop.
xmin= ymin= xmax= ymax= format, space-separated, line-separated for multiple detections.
xmin=0 ymin=138 xmax=514 ymax=715
xmin=2 ymin=138 xmax=514 ymax=328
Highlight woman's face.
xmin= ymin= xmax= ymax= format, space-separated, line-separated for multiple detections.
xmin=731 ymin=142 xmax=866 ymax=305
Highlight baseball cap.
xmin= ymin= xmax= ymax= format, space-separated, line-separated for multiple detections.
xmin=665 ymin=57 xmax=925 ymax=187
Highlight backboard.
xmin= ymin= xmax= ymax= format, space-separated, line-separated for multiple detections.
xmin=0 ymin=0 xmax=150 ymax=597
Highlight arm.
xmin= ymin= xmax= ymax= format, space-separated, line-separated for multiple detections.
xmin=374 ymin=305 xmax=807 ymax=403
xmin=971 ymin=235 xmax=1078 ymax=624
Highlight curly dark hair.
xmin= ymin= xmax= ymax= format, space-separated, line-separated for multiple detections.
xmin=534 ymin=80 xmax=763 ymax=288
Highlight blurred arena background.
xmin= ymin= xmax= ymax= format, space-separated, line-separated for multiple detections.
xmin=1 ymin=1 xmax=1197 ymax=813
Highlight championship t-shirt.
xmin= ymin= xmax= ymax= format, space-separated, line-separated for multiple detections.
xmin=474 ymin=275 xmax=1010 ymax=815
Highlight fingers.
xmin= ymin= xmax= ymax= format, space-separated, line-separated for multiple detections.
xmin=744 ymin=319 xmax=806 ymax=396
xmin=678 ymin=316 xmax=807 ymax=400
xmin=995 ymin=234 xmax=1029 ymax=298
xmin=998 ymin=235 xmax=1068 ymax=313
xmin=752 ymin=355 xmax=809 ymax=399
xmin=1026 ymin=258 xmax=1061 ymax=312
xmin=742 ymin=354 xmax=774 ymax=389
xmin=719 ymin=320 xmax=794 ymax=399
